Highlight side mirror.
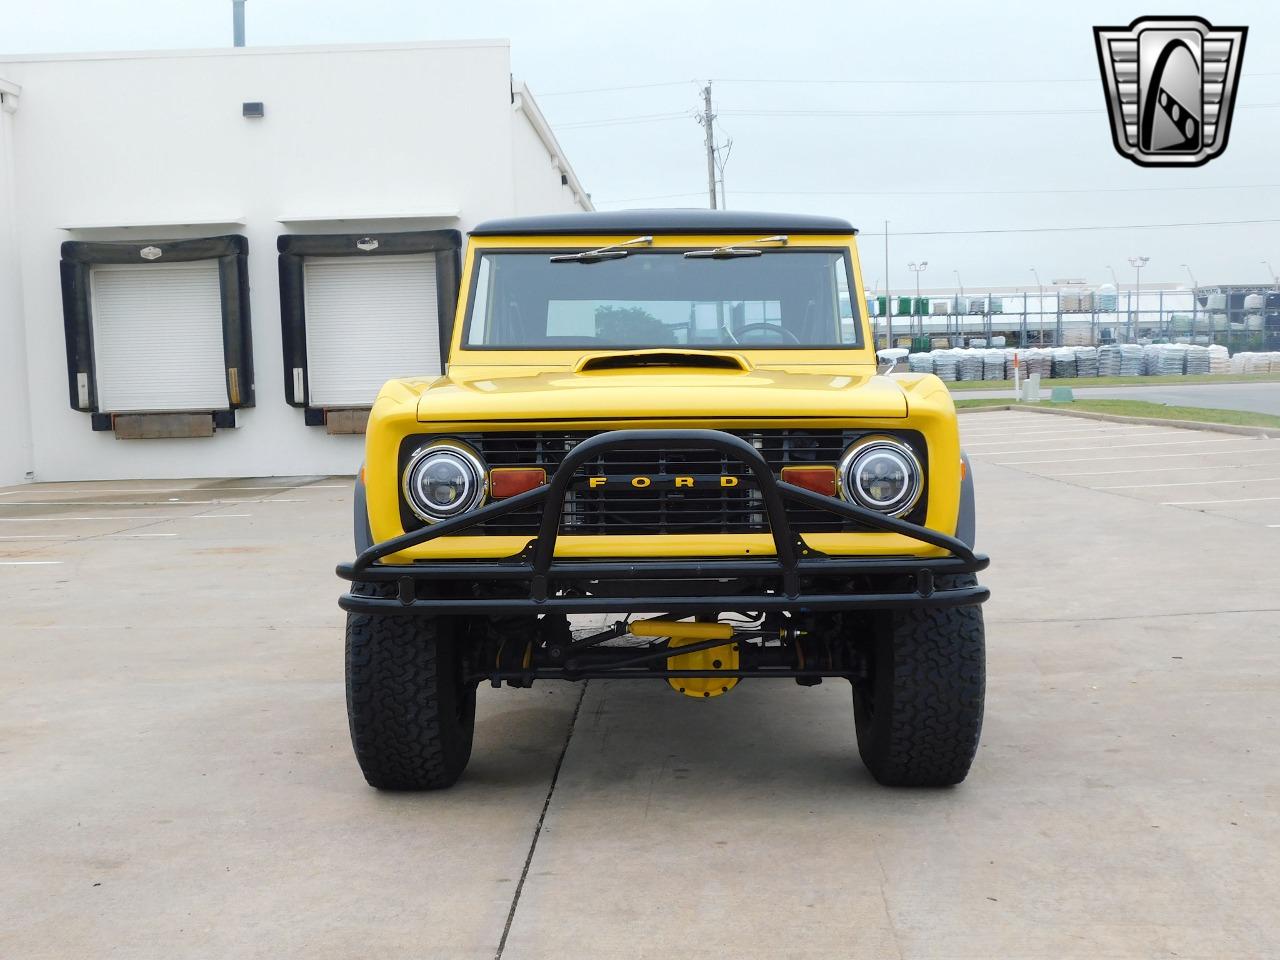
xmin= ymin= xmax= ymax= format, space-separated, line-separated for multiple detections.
xmin=877 ymin=347 xmax=909 ymax=374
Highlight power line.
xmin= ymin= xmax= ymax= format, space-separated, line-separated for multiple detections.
xmin=713 ymin=73 xmax=1280 ymax=86
xmin=554 ymin=111 xmax=691 ymax=130
xmin=537 ymin=80 xmax=697 ymax=97
xmin=861 ymin=217 xmax=1280 ymax=237
xmin=553 ymin=101 xmax=1280 ymax=129
xmin=594 ymin=184 xmax=1280 ymax=205
xmin=722 ymin=102 xmax=1280 ymax=120
xmin=536 ymin=72 xmax=1280 ymax=96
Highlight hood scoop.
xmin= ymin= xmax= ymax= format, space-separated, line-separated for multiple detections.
xmin=576 ymin=350 xmax=752 ymax=373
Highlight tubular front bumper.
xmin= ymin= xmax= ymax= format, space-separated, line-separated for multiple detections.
xmin=336 ymin=429 xmax=989 ymax=616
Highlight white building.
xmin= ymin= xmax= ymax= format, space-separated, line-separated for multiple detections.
xmin=0 ymin=40 xmax=591 ymax=485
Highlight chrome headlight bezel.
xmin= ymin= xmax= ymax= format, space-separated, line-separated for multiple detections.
xmin=838 ymin=436 xmax=924 ymax=518
xmin=401 ymin=441 xmax=488 ymax=524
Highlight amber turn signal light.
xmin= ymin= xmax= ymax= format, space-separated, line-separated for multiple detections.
xmin=489 ymin=467 xmax=547 ymax=499
xmin=780 ymin=465 xmax=838 ymax=497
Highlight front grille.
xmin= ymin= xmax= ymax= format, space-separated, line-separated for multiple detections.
xmin=399 ymin=429 xmax=928 ymax=536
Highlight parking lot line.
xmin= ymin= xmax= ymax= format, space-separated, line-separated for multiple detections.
xmin=0 ymin=560 xmax=63 ymax=566
xmin=997 ymin=447 xmax=1278 ymax=466
xmin=962 ymin=424 xmax=1173 ymax=436
xmin=0 ymin=499 xmax=303 ymax=506
xmin=1161 ymin=496 xmax=1280 ymax=506
xmin=965 ymin=432 xmax=1186 ymax=448
xmin=981 ymin=437 xmax=1251 ymax=458
xmin=0 ymin=484 xmax=343 ymax=496
xmin=1052 ymin=462 xmax=1280 ymax=477
xmin=0 ymin=514 xmax=252 ymax=522
xmin=0 ymin=533 xmax=178 ymax=540
xmin=1097 ymin=476 xmax=1280 ymax=490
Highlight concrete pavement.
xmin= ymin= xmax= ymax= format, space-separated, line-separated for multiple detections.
xmin=2 ymin=419 xmax=1279 ymax=958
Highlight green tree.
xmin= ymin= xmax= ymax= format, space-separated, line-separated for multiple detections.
xmin=594 ymin=305 xmax=674 ymax=344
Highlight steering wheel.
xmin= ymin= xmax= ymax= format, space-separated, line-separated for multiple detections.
xmin=736 ymin=322 xmax=801 ymax=345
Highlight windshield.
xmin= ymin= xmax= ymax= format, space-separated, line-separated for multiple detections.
xmin=463 ymin=249 xmax=861 ymax=349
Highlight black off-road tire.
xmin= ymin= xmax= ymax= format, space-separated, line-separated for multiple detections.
xmin=345 ymin=584 xmax=476 ymax=790
xmin=852 ymin=576 xmax=985 ymax=787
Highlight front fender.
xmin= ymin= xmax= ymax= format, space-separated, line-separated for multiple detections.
xmin=353 ymin=468 xmax=373 ymax=554
xmin=956 ymin=451 xmax=976 ymax=549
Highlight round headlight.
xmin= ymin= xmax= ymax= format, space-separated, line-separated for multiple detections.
xmin=839 ymin=437 xmax=923 ymax=517
xmin=403 ymin=442 xmax=487 ymax=523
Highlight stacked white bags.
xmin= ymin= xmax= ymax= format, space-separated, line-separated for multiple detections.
xmin=932 ymin=350 xmax=958 ymax=381
xmin=1024 ymin=348 xmax=1053 ymax=379
xmin=908 ymin=352 xmax=935 ymax=374
xmin=1075 ymin=346 xmax=1099 ymax=378
xmin=1051 ymin=347 xmax=1078 ymax=379
xmin=1230 ymin=352 xmax=1280 ymax=374
xmin=1208 ymin=344 xmax=1230 ymax=374
xmin=1185 ymin=345 xmax=1210 ymax=375
xmin=1118 ymin=343 xmax=1146 ymax=375
xmin=957 ymin=350 xmax=984 ymax=381
xmin=1097 ymin=344 xmax=1123 ymax=376
xmin=1160 ymin=344 xmax=1189 ymax=375
xmin=900 ymin=343 xmax=1248 ymax=380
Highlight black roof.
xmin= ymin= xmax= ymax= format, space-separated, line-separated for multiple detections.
xmin=470 ymin=208 xmax=856 ymax=237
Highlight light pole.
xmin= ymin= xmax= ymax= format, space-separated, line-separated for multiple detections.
xmin=1264 ymin=259 xmax=1279 ymax=290
xmin=908 ymin=261 xmax=927 ymax=340
xmin=1182 ymin=264 xmax=1198 ymax=342
xmin=1128 ymin=256 xmax=1149 ymax=337
xmin=953 ymin=270 xmax=964 ymax=340
xmin=884 ymin=220 xmax=891 ymax=350
xmin=1030 ymin=267 xmax=1044 ymax=344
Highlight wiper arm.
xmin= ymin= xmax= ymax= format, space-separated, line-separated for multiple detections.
xmin=683 ymin=235 xmax=789 ymax=259
xmin=549 ymin=235 xmax=654 ymax=264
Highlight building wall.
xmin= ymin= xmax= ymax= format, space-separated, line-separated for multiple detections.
xmin=0 ymin=78 xmax=33 ymax=485
xmin=0 ymin=42 xmax=589 ymax=483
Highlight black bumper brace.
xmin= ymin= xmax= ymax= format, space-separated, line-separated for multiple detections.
xmin=337 ymin=429 xmax=989 ymax=616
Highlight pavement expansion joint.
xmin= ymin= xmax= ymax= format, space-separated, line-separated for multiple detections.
xmin=494 ymin=680 xmax=588 ymax=960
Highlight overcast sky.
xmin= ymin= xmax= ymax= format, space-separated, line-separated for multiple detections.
xmin=2 ymin=0 xmax=1276 ymax=293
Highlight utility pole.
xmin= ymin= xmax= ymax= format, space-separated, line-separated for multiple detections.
xmin=701 ymin=84 xmax=717 ymax=210
xmin=884 ymin=220 xmax=891 ymax=349
xmin=1030 ymin=267 xmax=1043 ymax=344
xmin=233 ymin=0 xmax=246 ymax=46
xmin=1129 ymin=255 xmax=1149 ymax=337
xmin=1263 ymin=259 xmax=1279 ymax=290
xmin=908 ymin=261 xmax=928 ymax=340
xmin=1182 ymin=264 xmax=1198 ymax=343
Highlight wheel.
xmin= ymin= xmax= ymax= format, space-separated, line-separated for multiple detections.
xmin=852 ymin=576 xmax=985 ymax=787
xmin=345 ymin=583 xmax=476 ymax=790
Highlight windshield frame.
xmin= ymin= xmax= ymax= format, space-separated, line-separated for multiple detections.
xmin=454 ymin=240 xmax=868 ymax=357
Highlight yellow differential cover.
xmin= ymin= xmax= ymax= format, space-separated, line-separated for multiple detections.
xmin=665 ymin=635 xmax=740 ymax=699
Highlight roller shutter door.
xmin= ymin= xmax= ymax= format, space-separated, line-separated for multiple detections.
xmin=90 ymin=261 xmax=229 ymax=412
xmin=303 ymin=253 xmax=440 ymax=407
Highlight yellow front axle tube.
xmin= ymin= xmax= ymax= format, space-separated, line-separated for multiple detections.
xmin=628 ymin=618 xmax=734 ymax=641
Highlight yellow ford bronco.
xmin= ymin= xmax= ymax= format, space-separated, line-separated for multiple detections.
xmin=338 ymin=210 xmax=988 ymax=790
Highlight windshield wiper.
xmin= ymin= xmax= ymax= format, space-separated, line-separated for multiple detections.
xmin=683 ymin=235 xmax=789 ymax=259
xmin=549 ymin=235 xmax=654 ymax=264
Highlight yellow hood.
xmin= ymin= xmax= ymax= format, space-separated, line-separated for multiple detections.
xmin=412 ymin=359 xmax=908 ymax=422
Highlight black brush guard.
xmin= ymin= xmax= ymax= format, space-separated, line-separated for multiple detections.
xmin=337 ymin=429 xmax=989 ymax=617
